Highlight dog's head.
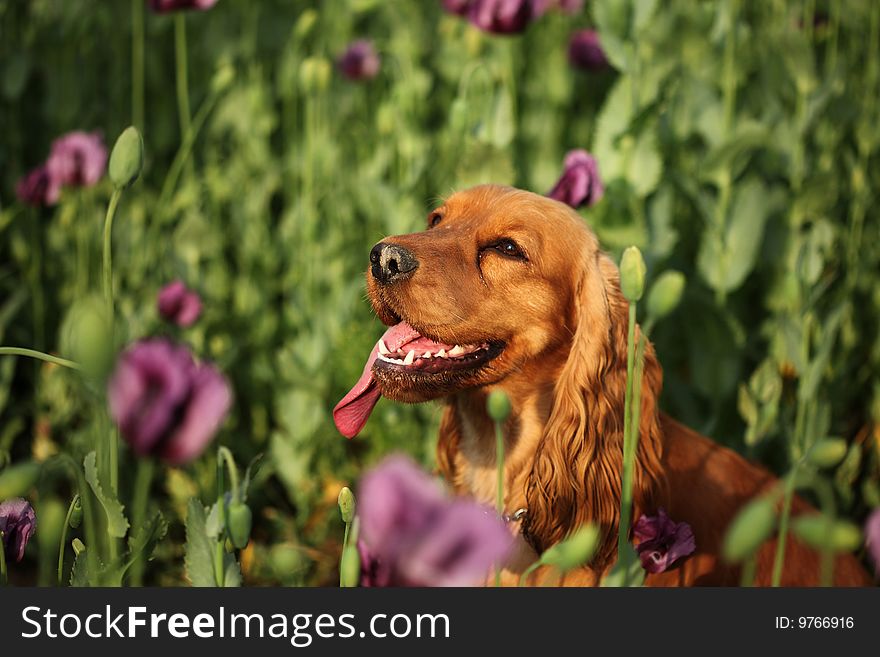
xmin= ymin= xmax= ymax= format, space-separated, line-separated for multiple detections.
xmin=335 ymin=184 xmax=663 ymax=562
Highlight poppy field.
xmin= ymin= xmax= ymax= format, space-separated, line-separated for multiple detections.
xmin=1 ymin=0 xmax=879 ymax=587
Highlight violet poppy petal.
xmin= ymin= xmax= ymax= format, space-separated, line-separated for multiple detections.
xmin=0 ymin=498 xmax=37 ymax=563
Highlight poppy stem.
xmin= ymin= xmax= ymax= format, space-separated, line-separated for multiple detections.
xmin=174 ymin=14 xmax=192 ymax=143
xmin=494 ymin=416 xmax=505 ymax=587
xmin=131 ymin=0 xmax=145 ymax=131
xmin=214 ymin=450 xmax=227 ymax=586
xmin=57 ymin=495 xmax=80 ymax=585
xmin=0 ymin=347 xmax=81 ymax=371
xmin=102 ymin=188 xmax=121 ymax=323
xmin=617 ymin=302 xmax=639 ymax=584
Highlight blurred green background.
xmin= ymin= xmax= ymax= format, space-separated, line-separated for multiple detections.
xmin=0 ymin=0 xmax=878 ymax=585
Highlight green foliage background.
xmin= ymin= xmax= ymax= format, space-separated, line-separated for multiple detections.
xmin=0 ymin=0 xmax=878 ymax=584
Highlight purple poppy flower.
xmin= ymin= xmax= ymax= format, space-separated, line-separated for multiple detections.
xmin=547 ymin=149 xmax=604 ymax=208
xmin=108 ymin=338 xmax=232 ymax=466
xmin=632 ymin=508 xmax=696 ymax=574
xmin=338 ymin=40 xmax=381 ymax=81
xmin=0 ymin=498 xmax=36 ymax=563
xmin=147 ymin=0 xmax=218 ymax=13
xmin=568 ymin=29 xmax=608 ymax=72
xmin=357 ymin=455 xmax=512 ymax=587
xmin=866 ymin=508 xmax=880 ymax=575
xmin=45 ymin=131 xmax=107 ymax=198
xmin=467 ymin=0 xmax=538 ymax=34
xmin=157 ymin=280 xmax=203 ymax=327
xmin=16 ymin=166 xmax=54 ymax=207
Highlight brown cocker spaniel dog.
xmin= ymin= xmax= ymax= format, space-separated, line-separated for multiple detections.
xmin=334 ymin=184 xmax=871 ymax=586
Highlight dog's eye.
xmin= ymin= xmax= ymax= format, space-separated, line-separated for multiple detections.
xmin=429 ymin=213 xmax=442 ymax=227
xmin=492 ymin=239 xmax=525 ymax=259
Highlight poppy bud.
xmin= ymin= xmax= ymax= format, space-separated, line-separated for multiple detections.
xmin=486 ymin=390 xmax=511 ymax=423
xmin=619 ymin=247 xmax=646 ymax=303
xmin=108 ymin=126 xmax=144 ymax=190
xmin=69 ymin=497 xmax=83 ymax=529
xmin=793 ymin=515 xmax=862 ymax=552
xmin=722 ymin=497 xmax=776 ymax=562
xmin=646 ymin=271 xmax=685 ymax=322
xmin=226 ymin=501 xmax=252 ymax=549
xmin=300 ymin=57 xmax=331 ymax=93
xmin=539 ymin=524 xmax=599 ymax=572
xmin=337 ymin=487 xmax=356 ymax=524
xmin=61 ymin=295 xmax=113 ymax=380
xmin=0 ymin=461 xmax=41 ymax=499
xmin=808 ymin=439 xmax=848 ymax=469
xmin=72 ymin=538 xmax=86 ymax=556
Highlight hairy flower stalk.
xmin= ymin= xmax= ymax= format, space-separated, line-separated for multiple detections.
xmin=57 ymin=495 xmax=81 ymax=585
xmin=617 ymin=247 xmax=646 ymax=583
xmin=487 ymin=390 xmax=511 ymax=585
xmin=338 ymin=487 xmax=356 ymax=587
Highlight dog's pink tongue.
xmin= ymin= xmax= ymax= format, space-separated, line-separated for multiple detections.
xmin=333 ymin=322 xmax=420 ymax=438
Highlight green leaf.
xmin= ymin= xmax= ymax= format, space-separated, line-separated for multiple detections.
xmin=697 ymin=179 xmax=772 ymax=294
xmin=185 ymin=498 xmax=217 ymax=587
xmin=83 ymin=451 xmax=129 ymax=538
xmin=223 ymin=556 xmax=242 ymax=587
xmin=69 ymin=548 xmax=99 ymax=587
xmin=722 ymin=497 xmax=776 ymax=563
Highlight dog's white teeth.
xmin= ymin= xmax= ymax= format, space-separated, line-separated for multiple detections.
xmin=437 ymin=348 xmax=447 ymax=358
xmin=448 ymin=345 xmax=465 ymax=357
xmin=378 ymin=340 xmax=389 ymax=355
xmin=396 ymin=349 xmax=405 ymax=357
xmin=403 ymin=350 xmax=416 ymax=366
xmin=422 ymin=351 xmax=432 ymax=359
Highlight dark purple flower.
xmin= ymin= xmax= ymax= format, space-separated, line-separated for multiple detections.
xmin=467 ymin=0 xmax=538 ymax=35
xmin=147 ymin=0 xmax=218 ymax=13
xmin=0 ymin=498 xmax=36 ymax=563
xmin=338 ymin=40 xmax=381 ymax=81
xmin=108 ymin=338 xmax=232 ymax=466
xmin=632 ymin=508 xmax=696 ymax=574
xmin=547 ymin=149 xmax=604 ymax=208
xmin=357 ymin=455 xmax=512 ymax=587
xmin=866 ymin=508 xmax=880 ymax=575
xmin=157 ymin=280 xmax=203 ymax=327
xmin=16 ymin=166 xmax=54 ymax=207
xmin=45 ymin=131 xmax=107 ymax=197
xmin=568 ymin=29 xmax=608 ymax=72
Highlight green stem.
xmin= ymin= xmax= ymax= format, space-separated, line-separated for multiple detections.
xmin=57 ymin=495 xmax=79 ymax=585
xmin=617 ymin=302 xmax=638 ymax=577
xmin=0 ymin=347 xmax=81 ymax=371
xmin=128 ymin=459 xmax=155 ymax=586
xmin=771 ymin=466 xmax=798 ymax=587
xmin=518 ymin=561 xmax=541 ymax=587
xmin=494 ymin=417 xmax=505 ymax=587
xmin=174 ymin=14 xmax=192 ymax=142
xmin=218 ymin=446 xmax=241 ymax=503
xmin=132 ymin=0 xmax=145 ymax=130
xmin=102 ymin=189 xmax=121 ymax=323
xmin=339 ymin=521 xmax=351 ymax=587
xmin=214 ymin=450 xmax=227 ymax=587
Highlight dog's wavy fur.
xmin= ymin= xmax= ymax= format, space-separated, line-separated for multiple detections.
xmin=368 ymin=185 xmax=871 ymax=586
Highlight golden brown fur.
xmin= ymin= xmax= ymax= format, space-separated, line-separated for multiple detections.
xmin=366 ymin=184 xmax=871 ymax=586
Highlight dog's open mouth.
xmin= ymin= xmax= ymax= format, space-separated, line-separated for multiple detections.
xmin=333 ymin=321 xmax=501 ymax=438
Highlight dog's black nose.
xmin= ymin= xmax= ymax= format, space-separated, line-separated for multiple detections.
xmin=370 ymin=242 xmax=419 ymax=284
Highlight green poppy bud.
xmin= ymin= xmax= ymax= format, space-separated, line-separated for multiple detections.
xmin=61 ymin=295 xmax=113 ymax=380
xmin=486 ymin=390 xmax=511 ymax=423
xmin=722 ymin=497 xmax=776 ymax=563
xmin=299 ymin=57 xmax=331 ymax=93
xmin=226 ymin=501 xmax=252 ymax=549
xmin=539 ymin=524 xmax=599 ymax=572
xmin=340 ymin=543 xmax=361 ymax=588
xmin=108 ymin=126 xmax=144 ymax=190
xmin=807 ymin=439 xmax=848 ymax=469
xmin=0 ymin=461 xmax=41 ymax=499
xmin=792 ymin=515 xmax=862 ymax=552
xmin=72 ymin=538 xmax=86 ymax=557
xmin=619 ymin=246 xmax=646 ymax=302
xmin=69 ymin=496 xmax=83 ymax=529
xmin=646 ymin=270 xmax=685 ymax=322
xmin=338 ymin=486 xmax=356 ymax=524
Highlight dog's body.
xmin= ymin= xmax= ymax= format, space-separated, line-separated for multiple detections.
xmin=335 ymin=184 xmax=871 ymax=586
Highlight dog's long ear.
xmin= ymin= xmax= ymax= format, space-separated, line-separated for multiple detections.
xmin=523 ymin=251 xmax=665 ymax=567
